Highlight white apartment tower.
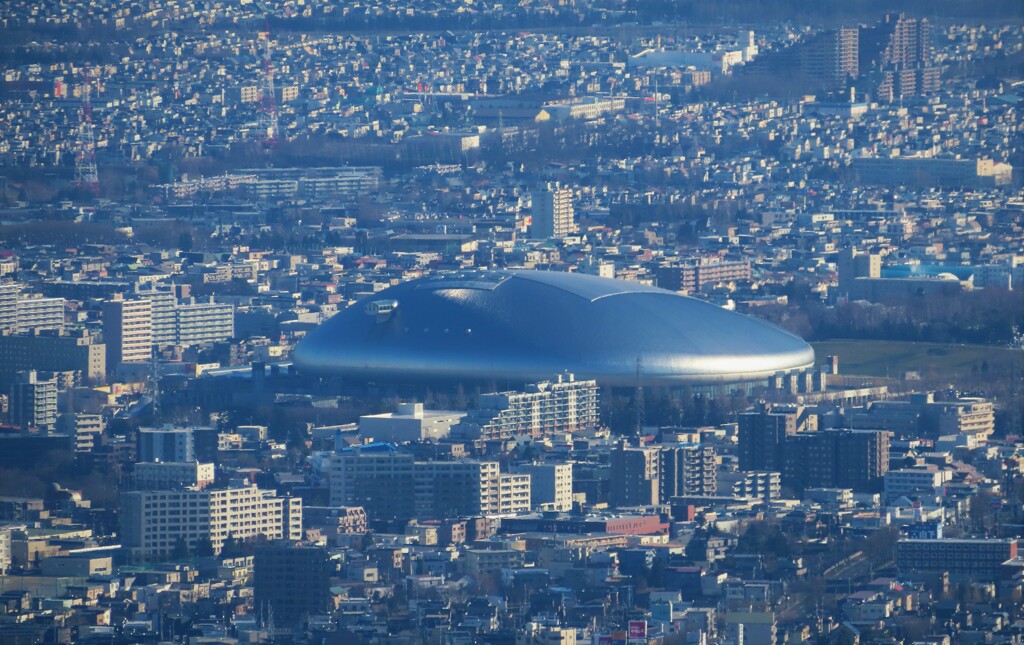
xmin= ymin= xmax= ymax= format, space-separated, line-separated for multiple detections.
xmin=102 ymin=295 xmax=153 ymax=371
xmin=531 ymin=182 xmax=576 ymax=239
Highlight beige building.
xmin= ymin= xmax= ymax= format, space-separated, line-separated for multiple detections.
xmin=498 ymin=474 xmax=531 ymax=515
xmin=120 ymin=484 xmax=302 ymax=561
xmin=610 ymin=443 xmax=661 ymax=507
xmin=332 ymin=444 xmax=533 ymax=521
xmin=512 ymin=462 xmax=573 ymax=511
xmin=102 ymin=296 xmax=153 ymax=371
xmin=0 ymin=329 xmax=105 ymax=387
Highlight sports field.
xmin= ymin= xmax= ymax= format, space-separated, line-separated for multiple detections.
xmin=810 ymin=340 xmax=1023 ymax=380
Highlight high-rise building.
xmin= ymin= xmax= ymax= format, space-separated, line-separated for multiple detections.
xmin=138 ymin=286 xmax=177 ymax=346
xmin=861 ymin=13 xmax=940 ymax=100
xmin=718 ymin=471 xmax=781 ymax=501
xmin=330 ymin=444 xmax=530 ymax=521
xmin=530 ymin=182 xmax=576 ymax=239
xmin=0 ymin=526 xmax=12 ymax=575
xmin=0 ymin=284 xmax=64 ymax=334
xmin=174 ymin=300 xmax=235 ymax=346
xmin=0 ymin=329 xmax=105 ymax=388
xmin=660 ymin=444 xmax=717 ymax=499
xmin=413 ymin=460 xmax=503 ymax=518
xmin=103 ymin=295 xmax=153 ymax=371
xmin=104 ymin=291 xmax=234 ymax=366
xmin=14 ymin=296 xmax=64 ymax=334
xmin=254 ymin=544 xmax=332 ymax=627
xmin=0 ymin=284 xmax=18 ymax=332
xmin=8 ymin=370 xmax=58 ymax=431
xmin=451 ymin=375 xmax=599 ymax=443
xmin=656 ymin=259 xmax=752 ymax=294
xmin=783 ymin=429 xmax=890 ymax=493
xmin=56 ymin=413 xmax=105 ymax=453
xmin=737 ymin=404 xmax=817 ymax=472
xmin=138 ymin=426 xmax=195 ymax=463
xmin=330 ymin=443 xmax=417 ymax=521
xmin=610 ymin=442 xmax=661 ymax=507
xmin=497 ymin=473 xmax=531 ymax=515
xmin=512 ymin=462 xmax=573 ymax=511
xmin=120 ymin=484 xmax=302 ymax=561
xmin=800 ymin=27 xmax=859 ymax=89
xmin=132 ymin=461 xmax=215 ymax=490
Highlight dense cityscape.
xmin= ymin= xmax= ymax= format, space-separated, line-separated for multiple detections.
xmin=0 ymin=0 xmax=1023 ymax=643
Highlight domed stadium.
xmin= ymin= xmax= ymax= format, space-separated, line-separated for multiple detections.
xmin=293 ymin=270 xmax=814 ymax=387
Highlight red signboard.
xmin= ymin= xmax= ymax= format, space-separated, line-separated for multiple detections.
xmin=628 ymin=621 xmax=647 ymax=639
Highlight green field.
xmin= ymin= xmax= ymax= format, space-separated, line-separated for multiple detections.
xmin=811 ymin=340 xmax=1023 ymax=381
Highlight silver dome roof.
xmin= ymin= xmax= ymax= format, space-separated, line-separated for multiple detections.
xmin=293 ymin=270 xmax=814 ymax=386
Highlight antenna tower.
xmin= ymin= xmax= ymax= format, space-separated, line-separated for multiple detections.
xmin=74 ymin=67 xmax=100 ymax=194
xmin=257 ymin=28 xmax=279 ymax=148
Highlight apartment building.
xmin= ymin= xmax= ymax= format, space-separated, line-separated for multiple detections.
xmin=530 ymin=182 xmax=576 ymax=239
xmin=120 ymin=484 xmax=302 ymax=561
xmin=330 ymin=444 xmax=531 ymax=521
xmin=783 ymin=429 xmax=891 ymax=493
xmin=737 ymin=404 xmax=817 ymax=472
xmin=452 ymin=375 xmax=599 ymax=442
xmin=138 ymin=426 xmax=195 ymax=463
xmin=512 ymin=462 xmax=573 ymax=511
xmin=610 ymin=443 xmax=661 ymax=507
xmin=897 ymin=538 xmax=1017 ymax=579
xmin=884 ymin=468 xmax=951 ymax=500
xmin=329 ymin=443 xmax=417 ymax=521
xmin=656 ymin=259 xmax=752 ymax=293
xmin=103 ymin=295 xmax=153 ymax=371
xmin=9 ymin=370 xmax=58 ymax=431
xmin=0 ymin=329 xmax=105 ymax=387
xmin=413 ymin=460 xmax=502 ymax=519
xmin=132 ymin=461 xmax=215 ymax=490
xmin=661 ymin=444 xmax=717 ymax=498
xmin=13 ymin=296 xmax=64 ymax=334
xmin=175 ymin=300 xmax=235 ymax=346
xmin=56 ymin=413 xmax=105 ymax=453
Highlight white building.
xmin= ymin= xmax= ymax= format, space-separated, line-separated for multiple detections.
xmin=884 ymin=468 xmax=951 ymax=500
xmin=102 ymin=295 xmax=153 ymax=369
xmin=133 ymin=461 xmax=216 ymax=490
xmin=175 ymin=300 xmax=234 ymax=346
xmin=530 ymin=182 xmax=576 ymax=239
xmin=452 ymin=375 xmax=599 ymax=442
xmin=358 ymin=402 xmax=465 ymax=443
xmin=14 ymin=296 xmax=64 ymax=333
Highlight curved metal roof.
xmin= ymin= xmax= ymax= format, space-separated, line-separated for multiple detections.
xmin=293 ymin=270 xmax=815 ymax=386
